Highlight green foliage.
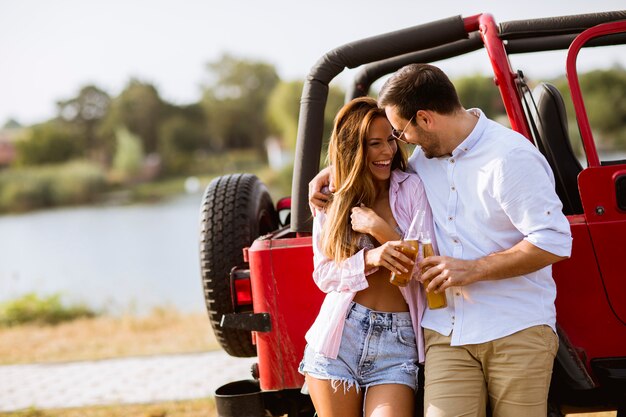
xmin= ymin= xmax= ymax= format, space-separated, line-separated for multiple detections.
xmin=577 ymin=68 xmax=626 ymax=135
xmin=112 ymin=127 xmax=145 ymax=180
xmin=158 ymin=112 xmax=212 ymax=175
xmin=56 ymin=85 xmax=111 ymax=154
xmin=323 ymin=85 xmax=346 ymax=146
xmin=3 ymin=118 xmax=22 ymax=129
xmin=267 ymin=80 xmax=302 ymax=149
xmin=266 ymin=80 xmax=344 ymax=152
xmin=257 ymin=162 xmax=294 ymax=200
xmin=0 ymin=293 xmax=97 ymax=327
xmin=0 ymin=160 xmax=106 ymax=212
xmin=191 ymin=149 xmax=265 ymax=176
xmin=15 ymin=121 xmax=84 ymax=166
xmin=454 ymin=74 xmax=505 ymax=118
xmin=554 ymin=67 xmax=626 ymax=152
xmin=100 ymin=79 xmax=166 ymax=155
xmin=202 ymin=54 xmax=280 ymax=150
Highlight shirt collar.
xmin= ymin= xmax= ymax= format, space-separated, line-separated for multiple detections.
xmin=389 ymin=169 xmax=410 ymax=195
xmin=451 ymin=108 xmax=486 ymax=157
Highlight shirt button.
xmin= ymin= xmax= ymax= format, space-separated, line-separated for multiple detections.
xmin=453 ymin=239 xmax=458 ymax=244
xmin=451 ymin=186 xmax=456 ymax=191
xmin=448 ymin=216 xmax=454 ymax=221
xmin=450 ymin=158 xmax=455 ymax=163
xmin=456 ymin=292 xmax=461 ymax=296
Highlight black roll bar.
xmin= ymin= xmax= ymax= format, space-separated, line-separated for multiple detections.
xmin=291 ymin=10 xmax=626 ymax=233
xmin=346 ymin=33 xmax=484 ymax=101
xmin=498 ymin=11 xmax=626 ymax=40
xmin=291 ymin=15 xmax=468 ymax=232
xmin=506 ymin=32 xmax=626 ymax=54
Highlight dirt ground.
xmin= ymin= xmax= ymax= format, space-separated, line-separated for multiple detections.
xmin=0 ymin=308 xmax=218 ymax=365
xmin=0 ymin=398 xmax=216 ymax=417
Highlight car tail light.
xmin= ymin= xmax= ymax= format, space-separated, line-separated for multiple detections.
xmin=230 ymin=267 xmax=253 ymax=312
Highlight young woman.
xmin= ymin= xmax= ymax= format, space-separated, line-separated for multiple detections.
xmin=299 ymin=97 xmax=435 ymax=417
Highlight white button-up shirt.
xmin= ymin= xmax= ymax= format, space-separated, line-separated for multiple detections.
xmin=408 ymin=109 xmax=572 ymax=346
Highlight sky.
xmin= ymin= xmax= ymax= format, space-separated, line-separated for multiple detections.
xmin=1 ymin=0 xmax=625 ymax=126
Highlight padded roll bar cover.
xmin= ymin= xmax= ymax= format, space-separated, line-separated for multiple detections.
xmin=505 ymin=32 xmax=626 ymax=54
xmin=347 ymin=33 xmax=484 ymax=101
xmin=292 ymin=15 xmax=469 ymax=232
xmin=499 ymin=11 xmax=626 ymax=40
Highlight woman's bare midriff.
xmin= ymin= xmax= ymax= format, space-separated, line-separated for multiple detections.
xmin=353 ymin=268 xmax=409 ymax=312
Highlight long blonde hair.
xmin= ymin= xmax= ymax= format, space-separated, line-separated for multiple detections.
xmin=321 ymin=97 xmax=407 ymax=262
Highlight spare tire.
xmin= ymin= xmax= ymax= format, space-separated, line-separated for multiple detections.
xmin=199 ymin=174 xmax=278 ymax=357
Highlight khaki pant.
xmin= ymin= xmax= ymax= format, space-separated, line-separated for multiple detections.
xmin=423 ymin=326 xmax=558 ymax=417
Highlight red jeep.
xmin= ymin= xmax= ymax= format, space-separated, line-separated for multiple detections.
xmin=199 ymin=11 xmax=626 ymax=417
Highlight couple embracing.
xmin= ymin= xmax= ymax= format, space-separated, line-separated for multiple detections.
xmin=299 ymin=64 xmax=572 ymax=417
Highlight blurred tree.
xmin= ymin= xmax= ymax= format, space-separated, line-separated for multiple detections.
xmin=555 ymin=67 xmax=626 ymax=150
xmin=56 ymin=85 xmax=111 ymax=156
xmin=323 ymin=84 xmax=346 ymax=146
xmin=266 ymin=80 xmax=302 ymax=150
xmin=159 ymin=105 xmax=212 ymax=175
xmin=454 ymin=74 xmax=505 ymax=118
xmin=100 ymin=79 xmax=166 ymax=156
xmin=3 ymin=119 xmax=22 ymax=129
xmin=112 ymin=127 xmax=144 ymax=181
xmin=266 ymin=79 xmax=345 ymax=150
xmin=201 ymin=54 xmax=279 ymax=150
xmin=14 ymin=121 xmax=82 ymax=165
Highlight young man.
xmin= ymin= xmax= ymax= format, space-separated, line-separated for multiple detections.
xmin=309 ymin=64 xmax=572 ymax=417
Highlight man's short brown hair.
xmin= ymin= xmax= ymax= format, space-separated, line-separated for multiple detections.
xmin=378 ymin=64 xmax=462 ymax=120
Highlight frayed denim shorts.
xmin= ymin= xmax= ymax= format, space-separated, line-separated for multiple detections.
xmin=299 ymin=302 xmax=419 ymax=392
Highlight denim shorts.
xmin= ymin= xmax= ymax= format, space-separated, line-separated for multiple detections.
xmin=299 ymin=302 xmax=419 ymax=392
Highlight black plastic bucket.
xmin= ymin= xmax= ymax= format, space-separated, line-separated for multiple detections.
xmin=215 ymin=379 xmax=265 ymax=417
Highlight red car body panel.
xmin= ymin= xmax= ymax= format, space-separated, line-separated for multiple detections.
xmin=248 ymin=235 xmax=318 ymax=391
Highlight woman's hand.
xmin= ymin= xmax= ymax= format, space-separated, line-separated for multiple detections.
xmin=351 ymin=205 xmax=401 ymax=243
xmin=350 ymin=205 xmax=385 ymax=235
xmin=365 ymin=241 xmax=414 ymax=275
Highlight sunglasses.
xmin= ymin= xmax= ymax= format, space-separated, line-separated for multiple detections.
xmin=391 ymin=115 xmax=415 ymax=144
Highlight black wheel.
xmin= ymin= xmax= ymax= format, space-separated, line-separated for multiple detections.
xmin=199 ymin=173 xmax=278 ymax=357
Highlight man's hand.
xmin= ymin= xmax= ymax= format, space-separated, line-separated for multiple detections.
xmin=308 ymin=167 xmax=333 ymax=215
xmin=419 ymin=256 xmax=485 ymax=293
xmin=418 ymin=239 xmax=567 ymax=294
xmin=365 ymin=241 xmax=415 ymax=275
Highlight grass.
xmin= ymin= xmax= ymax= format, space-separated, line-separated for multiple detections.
xmin=0 ymin=160 xmax=106 ymax=213
xmin=0 ymin=307 xmax=218 ymax=365
xmin=0 ymin=398 xmax=216 ymax=417
xmin=0 ymin=293 xmax=96 ymax=327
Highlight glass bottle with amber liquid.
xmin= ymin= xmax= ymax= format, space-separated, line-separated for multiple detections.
xmin=421 ymin=234 xmax=447 ymax=309
xmin=390 ymin=211 xmax=424 ymax=287
xmin=389 ymin=239 xmax=419 ymax=287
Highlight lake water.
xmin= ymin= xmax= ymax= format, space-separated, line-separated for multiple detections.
xmin=0 ymin=193 xmax=208 ymax=314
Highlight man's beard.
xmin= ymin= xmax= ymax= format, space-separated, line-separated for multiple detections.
xmin=417 ymin=129 xmax=444 ymax=159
